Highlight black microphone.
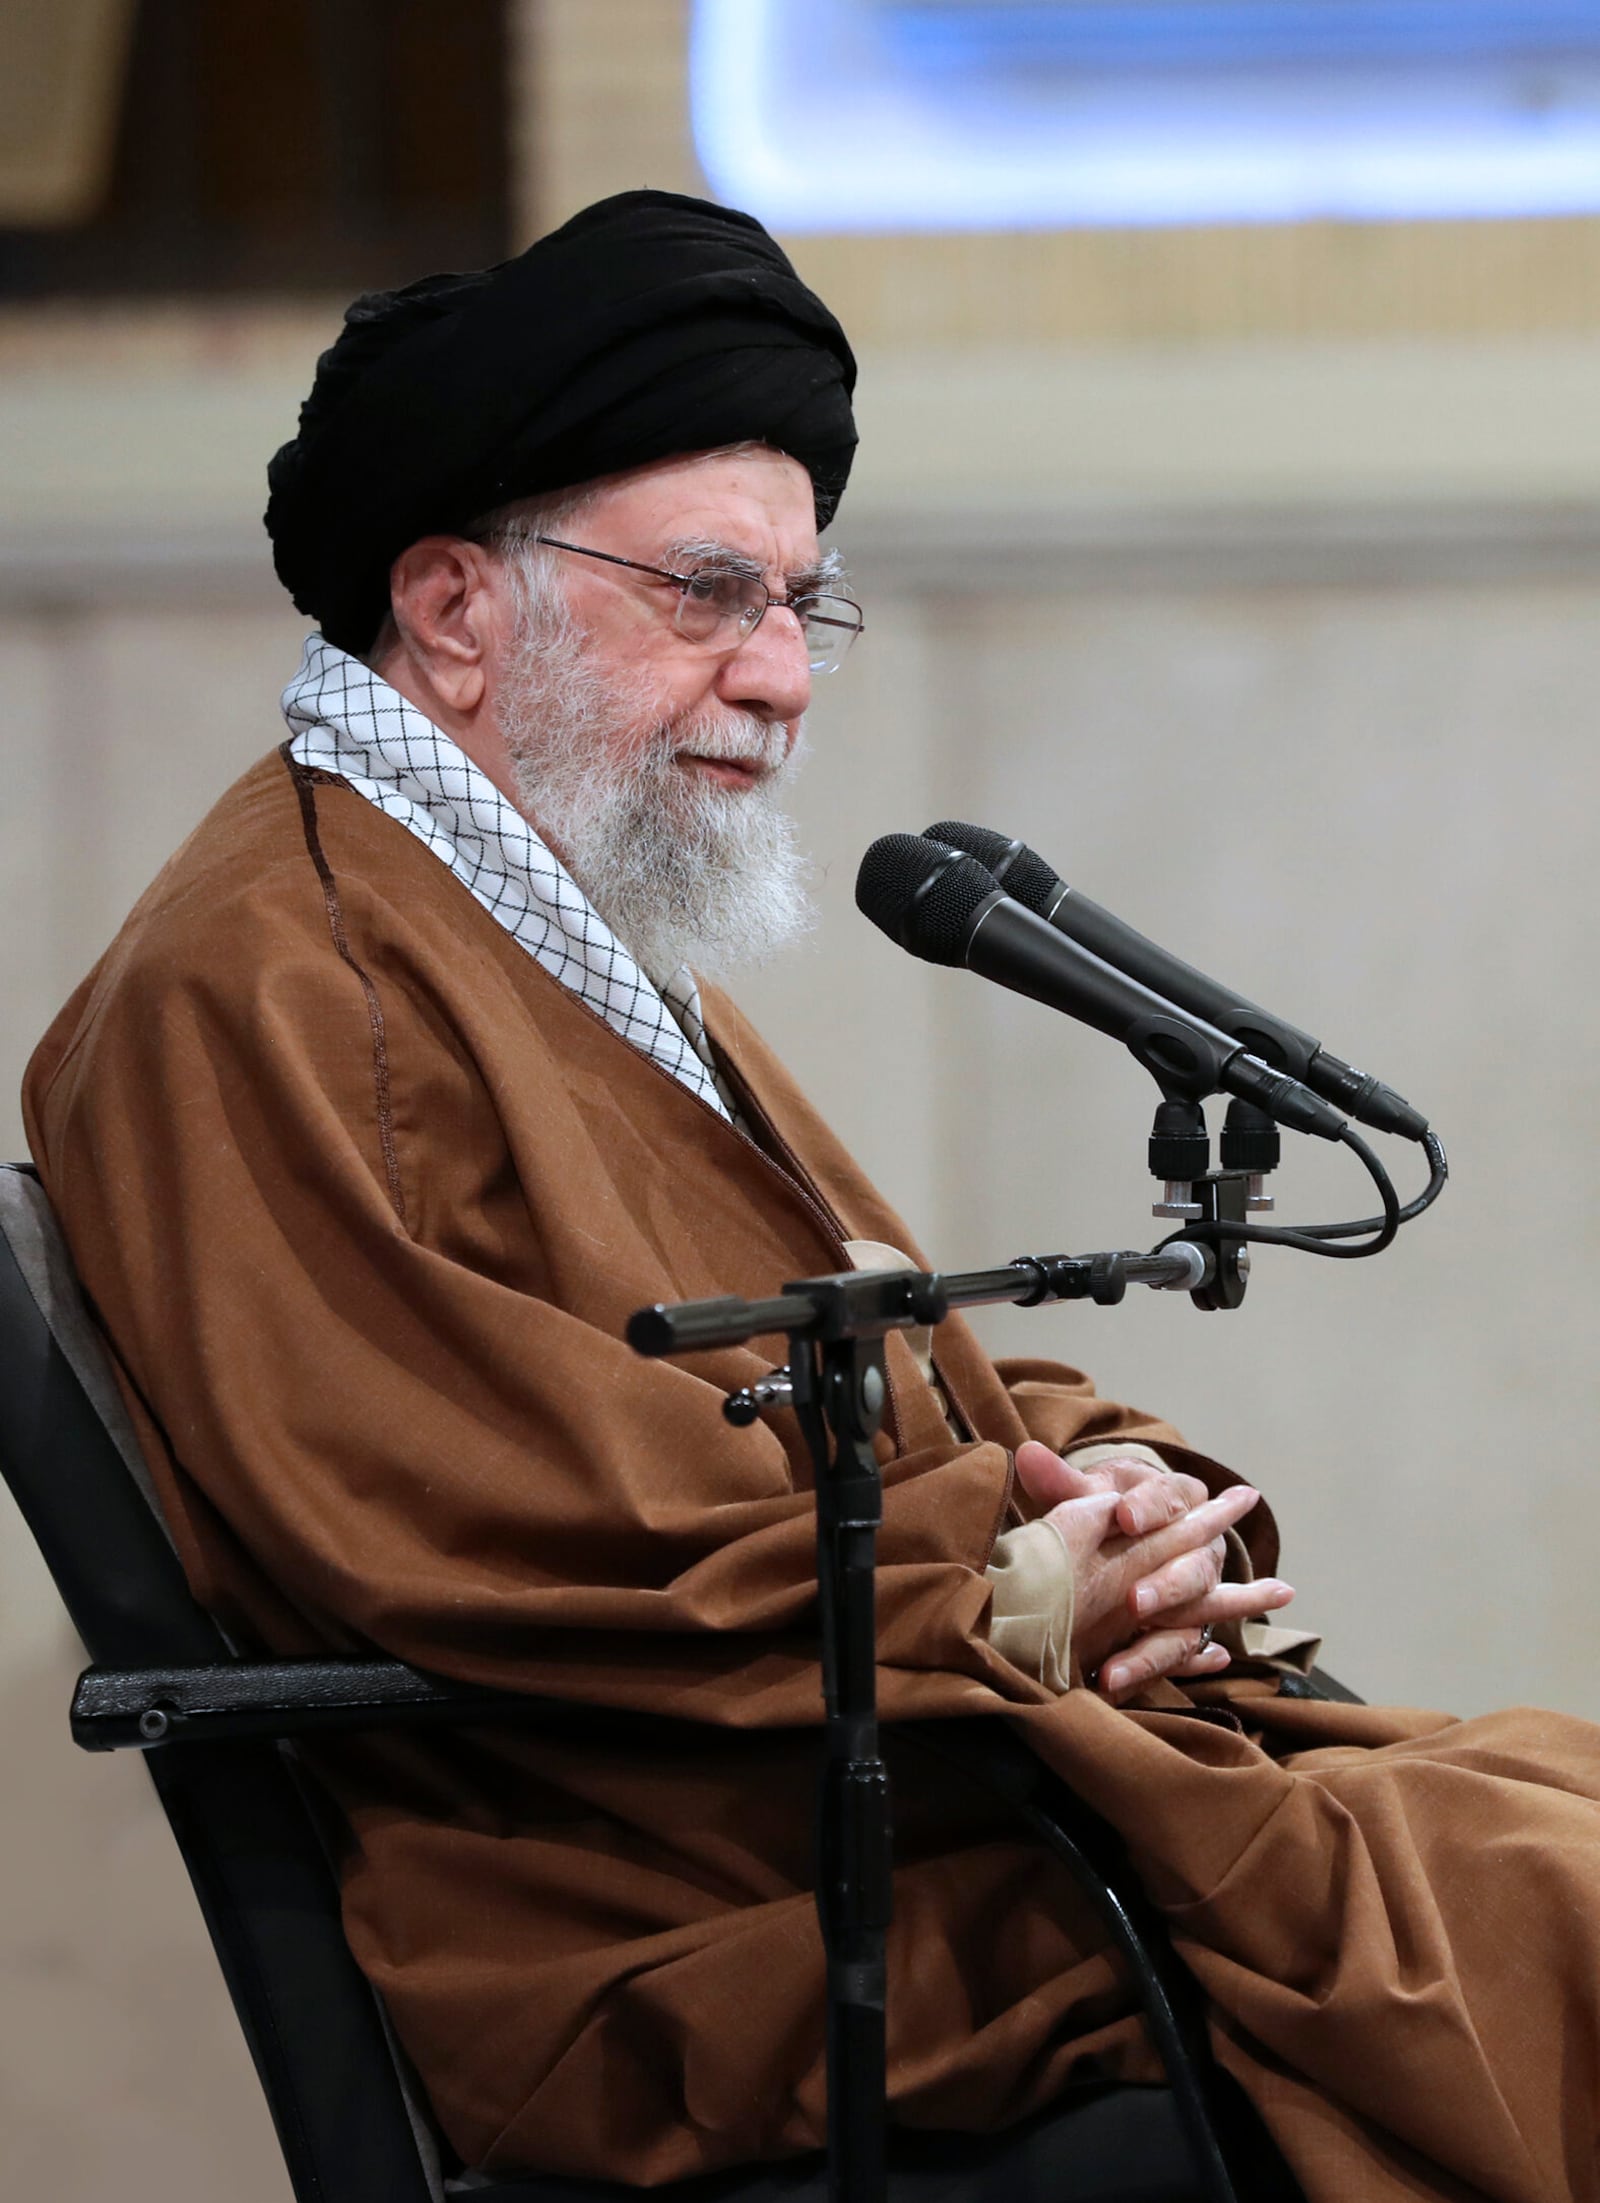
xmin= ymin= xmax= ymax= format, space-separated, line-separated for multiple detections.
xmin=856 ymin=835 xmax=1348 ymax=1141
xmin=926 ymin=820 xmax=1428 ymax=1142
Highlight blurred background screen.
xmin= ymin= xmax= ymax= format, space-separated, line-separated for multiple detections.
xmin=693 ymin=0 xmax=1600 ymax=228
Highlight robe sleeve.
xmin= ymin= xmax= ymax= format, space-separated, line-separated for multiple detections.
xmin=26 ymin=899 xmax=1029 ymax=1720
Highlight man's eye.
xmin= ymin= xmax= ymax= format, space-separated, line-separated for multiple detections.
xmin=684 ymin=570 xmax=756 ymax=615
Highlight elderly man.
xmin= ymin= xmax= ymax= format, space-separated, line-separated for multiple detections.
xmin=23 ymin=193 xmax=1600 ymax=2203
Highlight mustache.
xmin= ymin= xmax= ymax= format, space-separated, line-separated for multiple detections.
xmin=662 ymin=712 xmax=799 ymax=778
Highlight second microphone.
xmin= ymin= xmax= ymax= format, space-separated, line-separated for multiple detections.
xmin=856 ymin=833 xmax=1351 ymax=1141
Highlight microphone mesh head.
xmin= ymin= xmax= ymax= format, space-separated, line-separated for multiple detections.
xmin=925 ymin=819 xmax=1011 ymax=869
xmin=855 ymin=835 xmax=999 ymax=966
xmin=926 ymin=820 xmax=1062 ymax=917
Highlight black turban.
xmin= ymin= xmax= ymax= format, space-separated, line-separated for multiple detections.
xmin=264 ymin=190 xmax=858 ymax=656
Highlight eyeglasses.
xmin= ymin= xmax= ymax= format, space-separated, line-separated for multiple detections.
xmin=528 ymin=534 xmax=864 ymax=676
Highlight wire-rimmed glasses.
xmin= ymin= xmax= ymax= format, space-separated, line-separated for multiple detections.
xmin=529 ymin=534 xmax=864 ymax=676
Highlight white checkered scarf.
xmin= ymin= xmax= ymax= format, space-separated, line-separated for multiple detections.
xmin=280 ymin=635 xmax=740 ymax=1122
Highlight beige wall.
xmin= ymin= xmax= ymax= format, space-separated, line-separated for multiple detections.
xmin=4 ymin=4 xmax=1600 ymax=2196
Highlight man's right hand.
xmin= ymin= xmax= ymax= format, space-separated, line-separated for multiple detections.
xmin=1014 ymin=1441 xmax=1295 ymax=1704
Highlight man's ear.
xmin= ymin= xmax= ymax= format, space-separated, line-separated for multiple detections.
xmin=385 ymin=537 xmax=510 ymax=715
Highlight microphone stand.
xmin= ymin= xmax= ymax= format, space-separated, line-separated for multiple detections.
xmin=627 ymin=1240 xmax=1211 ymax=2203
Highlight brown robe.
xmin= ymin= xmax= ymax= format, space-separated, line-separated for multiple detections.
xmin=24 ymin=747 xmax=1600 ymax=2201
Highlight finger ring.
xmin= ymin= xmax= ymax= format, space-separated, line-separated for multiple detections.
xmin=1196 ymin=1623 xmax=1216 ymax=1651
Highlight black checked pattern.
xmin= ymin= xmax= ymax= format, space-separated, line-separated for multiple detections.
xmin=280 ymin=636 xmax=739 ymax=1123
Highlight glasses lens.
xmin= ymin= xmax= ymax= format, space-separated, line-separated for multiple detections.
xmin=674 ymin=569 xmax=768 ymax=643
xmin=798 ymin=596 xmax=864 ymax=675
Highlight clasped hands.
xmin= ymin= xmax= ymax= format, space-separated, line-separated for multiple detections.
xmin=1014 ymin=1441 xmax=1295 ymax=1705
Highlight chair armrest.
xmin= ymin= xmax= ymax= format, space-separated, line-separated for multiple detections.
xmin=70 ymin=1657 xmax=701 ymax=1752
xmin=72 ymin=1651 xmax=1364 ymax=1758
xmin=1277 ymin=1665 xmax=1365 ymax=1704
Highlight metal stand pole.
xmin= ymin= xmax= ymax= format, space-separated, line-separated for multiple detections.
xmin=789 ymin=1310 xmax=893 ymax=2203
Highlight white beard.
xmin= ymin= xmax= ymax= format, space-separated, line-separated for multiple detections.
xmin=497 ymin=610 xmax=815 ymax=988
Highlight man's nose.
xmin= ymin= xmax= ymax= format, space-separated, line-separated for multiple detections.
xmin=714 ymin=602 xmax=813 ymax=724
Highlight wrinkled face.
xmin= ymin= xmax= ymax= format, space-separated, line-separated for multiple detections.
xmin=488 ymin=447 xmax=827 ymax=985
xmin=516 ymin=444 xmax=820 ymax=772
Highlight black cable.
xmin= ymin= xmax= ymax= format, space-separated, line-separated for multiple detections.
xmin=1157 ymin=1123 xmax=1402 ymax=1264
xmin=1298 ymin=1128 xmax=1449 ymax=1241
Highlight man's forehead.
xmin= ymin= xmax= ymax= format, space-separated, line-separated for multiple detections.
xmin=582 ymin=447 xmax=821 ymax=568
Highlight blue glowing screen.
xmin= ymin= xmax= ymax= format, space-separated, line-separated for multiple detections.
xmin=690 ymin=0 xmax=1600 ymax=228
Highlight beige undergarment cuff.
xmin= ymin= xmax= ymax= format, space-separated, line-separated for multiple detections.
xmin=985 ymin=1516 xmax=1076 ymax=1693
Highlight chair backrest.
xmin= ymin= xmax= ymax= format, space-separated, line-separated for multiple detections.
xmin=0 ymin=1163 xmax=445 ymax=2203
xmin=0 ymin=1164 xmax=219 ymax=1667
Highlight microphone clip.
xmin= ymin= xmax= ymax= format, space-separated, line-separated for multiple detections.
xmin=1147 ymin=1097 xmax=1263 ymax=1310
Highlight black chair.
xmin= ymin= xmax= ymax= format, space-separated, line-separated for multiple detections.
xmin=0 ymin=1160 xmax=1309 ymax=2203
